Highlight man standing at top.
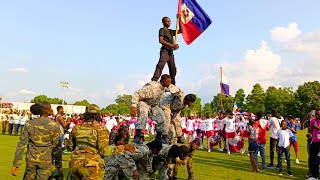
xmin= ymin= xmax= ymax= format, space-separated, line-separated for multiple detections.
xmin=131 ymin=74 xmax=172 ymax=144
xmin=151 ymin=16 xmax=182 ymax=85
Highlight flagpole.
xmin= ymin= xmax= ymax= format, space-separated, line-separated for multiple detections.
xmin=220 ymin=67 xmax=225 ymax=113
xmin=174 ymin=17 xmax=179 ymax=44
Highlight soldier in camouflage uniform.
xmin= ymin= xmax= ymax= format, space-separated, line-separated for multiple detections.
xmin=161 ymin=85 xmax=196 ymax=144
xmin=105 ymin=140 xmax=163 ymax=180
xmin=69 ymin=104 xmax=135 ymax=180
xmin=152 ymin=144 xmax=189 ymax=180
xmin=12 ymin=102 xmax=61 ymax=180
xmin=170 ymin=138 xmax=200 ymax=180
xmin=131 ymin=74 xmax=172 ymax=144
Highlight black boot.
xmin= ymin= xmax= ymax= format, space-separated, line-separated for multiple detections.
xmin=155 ymin=131 xmax=162 ymax=141
xmin=177 ymin=136 xmax=185 ymax=144
xmin=156 ymin=131 xmax=167 ymax=144
xmin=162 ymin=134 xmax=168 ymax=144
xmin=133 ymin=129 xmax=143 ymax=144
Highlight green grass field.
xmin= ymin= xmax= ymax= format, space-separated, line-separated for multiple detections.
xmin=0 ymin=126 xmax=310 ymax=180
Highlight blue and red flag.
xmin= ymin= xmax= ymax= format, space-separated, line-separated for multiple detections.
xmin=177 ymin=0 xmax=212 ymax=45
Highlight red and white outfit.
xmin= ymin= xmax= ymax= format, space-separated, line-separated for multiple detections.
xmin=205 ymin=118 xmax=215 ymax=137
xmin=186 ymin=119 xmax=196 ymax=135
xmin=180 ymin=117 xmax=187 ymax=135
xmin=224 ymin=117 xmax=236 ymax=138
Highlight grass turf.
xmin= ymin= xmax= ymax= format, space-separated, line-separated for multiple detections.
xmin=0 ymin=126 xmax=309 ymax=180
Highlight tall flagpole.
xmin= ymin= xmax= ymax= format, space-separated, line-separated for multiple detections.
xmin=220 ymin=67 xmax=225 ymax=113
xmin=174 ymin=17 xmax=179 ymax=44
xmin=175 ymin=0 xmax=180 ymax=44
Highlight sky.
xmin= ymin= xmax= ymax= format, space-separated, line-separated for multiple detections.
xmin=0 ymin=0 xmax=320 ymax=107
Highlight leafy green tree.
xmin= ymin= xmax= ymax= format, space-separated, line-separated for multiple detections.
xmin=105 ymin=104 xmax=119 ymax=115
xmin=294 ymin=81 xmax=320 ymax=116
xmin=246 ymin=83 xmax=266 ymax=113
xmin=31 ymin=95 xmax=65 ymax=104
xmin=234 ymin=88 xmax=246 ymax=111
xmin=117 ymin=102 xmax=131 ymax=115
xmin=202 ymin=103 xmax=213 ymax=116
xmin=115 ymin=94 xmax=132 ymax=107
xmin=183 ymin=97 xmax=202 ymax=116
xmin=73 ymin=99 xmax=90 ymax=107
xmin=211 ymin=93 xmax=234 ymax=114
xmin=31 ymin=95 xmax=49 ymax=103
xmin=265 ymin=87 xmax=295 ymax=116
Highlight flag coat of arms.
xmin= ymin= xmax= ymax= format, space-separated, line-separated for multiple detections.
xmin=177 ymin=0 xmax=212 ymax=45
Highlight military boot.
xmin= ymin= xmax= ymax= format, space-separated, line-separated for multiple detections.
xmin=161 ymin=134 xmax=168 ymax=144
xmin=156 ymin=131 xmax=166 ymax=143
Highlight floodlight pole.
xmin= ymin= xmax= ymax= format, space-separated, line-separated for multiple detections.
xmin=60 ymin=81 xmax=69 ymax=106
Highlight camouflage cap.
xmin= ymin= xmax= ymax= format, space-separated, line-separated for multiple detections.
xmin=86 ymin=104 xmax=100 ymax=113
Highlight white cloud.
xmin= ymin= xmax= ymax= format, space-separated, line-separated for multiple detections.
xmin=271 ymin=22 xmax=301 ymax=42
xmin=186 ymin=23 xmax=320 ymax=104
xmin=18 ymin=89 xmax=37 ymax=95
xmin=138 ymin=73 xmax=153 ymax=86
xmin=8 ymin=67 xmax=28 ymax=73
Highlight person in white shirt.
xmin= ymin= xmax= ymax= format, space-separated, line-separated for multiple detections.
xmin=214 ymin=116 xmax=224 ymax=152
xmin=205 ymin=117 xmax=215 ymax=152
xmin=8 ymin=111 xmax=16 ymax=135
xmin=235 ymin=114 xmax=247 ymax=154
xmin=13 ymin=113 xmax=22 ymax=136
xmin=199 ymin=118 xmax=207 ymax=149
xmin=180 ymin=116 xmax=187 ymax=138
xmin=223 ymin=114 xmax=236 ymax=154
xmin=275 ymin=120 xmax=293 ymax=176
xmin=186 ymin=117 xmax=196 ymax=142
xmin=19 ymin=113 xmax=29 ymax=134
xmin=267 ymin=111 xmax=281 ymax=169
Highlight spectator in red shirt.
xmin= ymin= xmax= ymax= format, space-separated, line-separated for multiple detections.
xmin=254 ymin=112 xmax=269 ymax=169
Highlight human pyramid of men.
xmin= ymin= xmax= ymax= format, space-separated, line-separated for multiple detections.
xmin=11 ymin=15 xmax=200 ymax=180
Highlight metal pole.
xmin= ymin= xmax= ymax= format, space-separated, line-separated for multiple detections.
xmin=60 ymin=81 xmax=69 ymax=106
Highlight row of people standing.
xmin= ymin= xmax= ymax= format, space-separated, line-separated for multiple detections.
xmin=1 ymin=110 xmax=29 ymax=136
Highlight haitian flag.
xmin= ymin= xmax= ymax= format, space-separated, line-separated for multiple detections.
xmin=177 ymin=0 xmax=212 ymax=45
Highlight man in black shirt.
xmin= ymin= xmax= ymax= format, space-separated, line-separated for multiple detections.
xmin=151 ymin=16 xmax=182 ymax=85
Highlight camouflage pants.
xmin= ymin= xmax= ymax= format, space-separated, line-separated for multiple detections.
xmin=162 ymin=105 xmax=172 ymax=135
xmin=173 ymin=157 xmax=193 ymax=178
xmin=69 ymin=158 xmax=104 ymax=180
xmin=136 ymin=163 xmax=150 ymax=180
xmin=2 ymin=121 xmax=8 ymax=134
xmin=23 ymin=161 xmax=53 ymax=180
xmin=137 ymin=101 xmax=166 ymax=135
xmin=172 ymin=111 xmax=182 ymax=137
xmin=104 ymin=155 xmax=137 ymax=180
xmin=153 ymin=160 xmax=168 ymax=180
xmin=168 ymin=124 xmax=177 ymax=144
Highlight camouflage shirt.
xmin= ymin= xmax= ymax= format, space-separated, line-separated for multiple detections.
xmin=132 ymin=81 xmax=165 ymax=108
xmin=153 ymin=144 xmax=172 ymax=162
xmin=13 ymin=117 xmax=61 ymax=167
xmin=128 ymin=143 xmax=154 ymax=173
xmin=70 ymin=121 xmax=122 ymax=157
xmin=161 ymin=84 xmax=185 ymax=111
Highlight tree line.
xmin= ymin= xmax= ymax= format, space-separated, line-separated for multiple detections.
xmin=30 ymin=81 xmax=320 ymax=118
